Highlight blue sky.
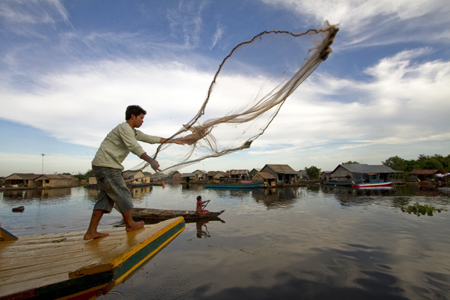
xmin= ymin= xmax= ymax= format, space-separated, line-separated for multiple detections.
xmin=1 ymin=0 xmax=449 ymax=176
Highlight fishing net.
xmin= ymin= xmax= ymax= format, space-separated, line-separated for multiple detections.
xmin=135 ymin=21 xmax=338 ymax=176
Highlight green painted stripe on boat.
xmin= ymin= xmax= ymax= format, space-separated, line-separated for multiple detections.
xmin=112 ymin=220 xmax=185 ymax=282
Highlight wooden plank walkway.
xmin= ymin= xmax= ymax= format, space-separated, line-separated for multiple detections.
xmin=0 ymin=217 xmax=185 ymax=300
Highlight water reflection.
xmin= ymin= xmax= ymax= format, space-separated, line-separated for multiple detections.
xmin=196 ymin=220 xmax=211 ymax=238
xmin=3 ymin=188 xmax=72 ymax=199
xmin=86 ymin=186 xmax=153 ymax=200
xmin=321 ymin=185 xmax=398 ymax=206
xmin=130 ymin=186 xmax=152 ymax=199
xmin=181 ymin=184 xmax=205 ymax=191
xmin=252 ymin=188 xmax=303 ymax=208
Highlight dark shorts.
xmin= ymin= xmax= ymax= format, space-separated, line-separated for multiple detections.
xmin=92 ymin=166 xmax=133 ymax=214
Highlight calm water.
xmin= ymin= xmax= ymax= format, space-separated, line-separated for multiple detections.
xmin=2 ymin=184 xmax=450 ymax=300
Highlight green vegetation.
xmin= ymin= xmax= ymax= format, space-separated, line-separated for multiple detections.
xmin=305 ymin=166 xmax=321 ymax=180
xmin=382 ymin=154 xmax=450 ymax=172
xmin=401 ymin=202 xmax=445 ymax=217
xmin=342 ymin=161 xmax=360 ymax=164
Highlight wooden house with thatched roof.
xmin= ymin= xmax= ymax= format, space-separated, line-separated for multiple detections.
xmin=260 ymin=164 xmax=299 ymax=184
xmin=207 ymin=171 xmax=229 ymax=182
xmin=4 ymin=173 xmax=41 ymax=188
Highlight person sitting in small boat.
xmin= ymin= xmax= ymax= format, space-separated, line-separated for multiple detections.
xmin=196 ymin=196 xmax=210 ymax=215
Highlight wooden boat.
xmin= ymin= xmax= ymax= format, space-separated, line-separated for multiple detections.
xmin=352 ymin=180 xmax=394 ymax=189
xmin=131 ymin=208 xmax=225 ymax=223
xmin=0 ymin=217 xmax=185 ymax=300
xmin=205 ymin=182 xmax=264 ymax=189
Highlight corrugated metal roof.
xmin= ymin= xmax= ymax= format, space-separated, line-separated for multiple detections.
xmin=181 ymin=173 xmax=196 ymax=177
xmin=338 ymin=164 xmax=402 ymax=174
xmin=229 ymin=169 xmax=249 ymax=175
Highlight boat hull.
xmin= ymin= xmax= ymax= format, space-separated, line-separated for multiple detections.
xmin=352 ymin=180 xmax=394 ymax=189
xmin=205 ymin=183 xmax=263 ymax=189
xmin=131 ymin=208 xmax=225 ymax=223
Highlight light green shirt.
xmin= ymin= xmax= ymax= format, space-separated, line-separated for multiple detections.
xmin=92 ymin=122 xmax=161 ymax=170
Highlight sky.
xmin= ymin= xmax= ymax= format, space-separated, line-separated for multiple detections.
xmin=1 ymin=0 xmax=449 ymax=177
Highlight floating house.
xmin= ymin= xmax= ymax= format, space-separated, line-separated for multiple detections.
xmin=35 ymin=174 xmax=78 ymax=188
xmin=169 ymin=171 xmax=181 ymax=181
xmin=322 ymin=164 xmax=402 ymax=186
xmin=252 ymin=172 xmax=277 ymax=187
xmin=260 ymin=164 xmax=299 ymax=184
xmin=228 ymin=169 xmax=250 ymax=181
xmin=123 ymin=170 xmax=150 ymax=187
xmin=180 ymin=173 xmax=197 ymax=183
xmin=4 ymin=173 xmax=41 ymax=188
xmin=207 ymin=171 xmax=229 ymax=182
xmin=193 ymin=170 xmax=208 ymax=182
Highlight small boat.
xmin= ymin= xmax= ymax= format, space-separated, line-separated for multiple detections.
xmin=131 ymin=208 xmax=225 ymax=223
xmin=0 ymin=217 xmax=185 ymax=300
xmin=205 ymin=182 xmax=264 ymax=189
xmin=352 ymin=180 xmax=394 ymax=189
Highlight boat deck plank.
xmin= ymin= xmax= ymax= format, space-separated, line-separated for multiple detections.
xmin=0 ymin=218 xmax=184 ymax=299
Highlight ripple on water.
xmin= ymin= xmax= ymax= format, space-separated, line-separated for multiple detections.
xmin=139 ymin=273 xmax=192 ymax=300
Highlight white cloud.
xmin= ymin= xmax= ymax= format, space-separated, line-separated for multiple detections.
xmin=210 ymin=26 xmax=224 ymax=50
xmin=1 ymin=59 xmax=213 ymax=148
xmin=262 ymin=0 xmax=450 ymax=47
xmin=0 ymin=0 xmax=70 ymax=37
xmin=166 ymin=0 xmax=208 ymax=49
xmin=1 ymin=44 xmax=449 ymax=173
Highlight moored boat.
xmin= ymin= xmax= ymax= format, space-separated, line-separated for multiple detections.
xmin=131 ymin=208 xmax=225 ymax=222
xmin=352 ymin=180 xmax=394 ymax=189
xmin=205 ymin=182 xmax=264 ymax=189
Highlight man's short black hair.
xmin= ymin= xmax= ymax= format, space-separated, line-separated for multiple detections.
xmin=126 ymin=105 xmax=147 ymax=120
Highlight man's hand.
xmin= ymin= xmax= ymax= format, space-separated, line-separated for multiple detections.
xmin=140 ymin=153 xmax=161 ymax=172
xmin=172 ymin=138 xmax=187 ymax=145
xmin=160 ymin=137 xmax=187 ymax=145
xmin=148 ymin=158 xmax=161 ymax=172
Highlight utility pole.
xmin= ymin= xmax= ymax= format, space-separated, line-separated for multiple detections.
xmin=42 ymin=154 xmax=45 ymax=174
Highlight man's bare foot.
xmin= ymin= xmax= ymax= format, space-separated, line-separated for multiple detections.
xmin=126 ymin=220 xmax=145 ymax=232
xmin=83 ymin=231 xmax=109 ymax=240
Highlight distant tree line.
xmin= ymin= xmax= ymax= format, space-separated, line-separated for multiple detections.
xmin=382 ymin=154 xmax=450 ymax=172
